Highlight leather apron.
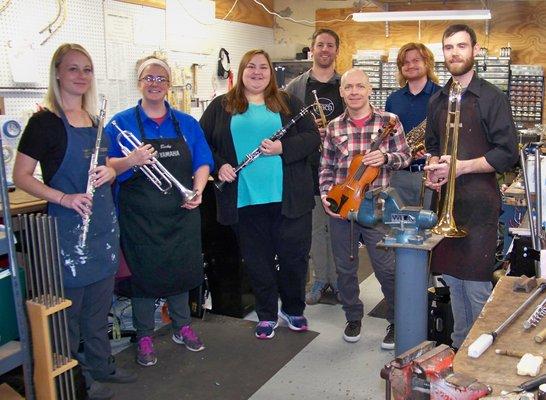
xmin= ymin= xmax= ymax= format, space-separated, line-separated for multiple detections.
xmin=48 ymin=111 xmax=119 ymax=288
xmin=430 ymin=92 xmax=500 ymax=281
xmin=119 ymin=107 xmax=202 ymax=298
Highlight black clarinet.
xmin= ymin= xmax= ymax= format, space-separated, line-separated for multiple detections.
xmin=215 ymin=104 xmax=315 ymax=191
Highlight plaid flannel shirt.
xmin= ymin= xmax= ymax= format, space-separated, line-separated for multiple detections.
xmin=319 ymin=106 xmax=411 ymax=196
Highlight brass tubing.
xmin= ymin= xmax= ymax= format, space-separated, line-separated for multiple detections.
xmin=431 ymin=81 xmax=467 ymax=238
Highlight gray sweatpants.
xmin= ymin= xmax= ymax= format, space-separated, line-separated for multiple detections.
xmin=309 ymin=195 xmax=337 ymax=286
xmin=390 ymin=169 xmax=432 ymax=209
xmin=329 ymin=217 xmax=395 ymax=323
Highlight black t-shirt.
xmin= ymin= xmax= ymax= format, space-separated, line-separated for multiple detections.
xmin=304 ymin=79 xmax=344 ymax=194
xmin=17 ymin=110 xmax=68 ymax=185
xmin=305 ymin=79 xmax=344 ymax=122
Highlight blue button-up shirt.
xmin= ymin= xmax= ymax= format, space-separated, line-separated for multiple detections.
xmin=105 ymin=100 xmax=214 ymax=183
xmin=385 ymin=79 xmax=441 ymax=133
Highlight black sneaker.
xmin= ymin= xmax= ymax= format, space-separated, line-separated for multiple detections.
xmin=87 ymin=381 xmax=114 ymax=400
xmin=343 ymin=320 xmax=361 ymax=343
xmin=381 ymin=323 xmax=395 ymax=350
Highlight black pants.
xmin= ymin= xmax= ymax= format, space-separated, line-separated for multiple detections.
xmin=236 ymin=203 xmax=312 ymax=321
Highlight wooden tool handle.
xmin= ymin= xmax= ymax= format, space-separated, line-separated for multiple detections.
xmin=495 ymin=348 xmax=526 ymax=358
xmin=535 ymin=327 xmax=546 ymax=343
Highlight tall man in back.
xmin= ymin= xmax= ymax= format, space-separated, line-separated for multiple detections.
xmin=319 ymin=68 xmax=411 ymax=348
xmin=425 ymin=24 xmax=518 ymax=349
xmin=285 ymin=28 xmax=345 ymax=305
xmin=385 ymin=43 xmax=441 ymax=208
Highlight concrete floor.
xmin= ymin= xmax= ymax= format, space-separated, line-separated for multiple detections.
xmin=110 ymin=248 xmax=393 ymax=400
xmin=245 ymin=273 xmax=393 ymax=400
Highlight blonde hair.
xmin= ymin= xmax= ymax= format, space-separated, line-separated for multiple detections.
xmin=396 ymin=42 xmax=438 ymax=87
xmin=44 ymin=43 xmax=98 ymax=116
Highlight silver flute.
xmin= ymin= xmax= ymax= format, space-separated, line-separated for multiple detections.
xmin=523 ymin=297 xmax=546 ymax=329
xmin=78 ymin=98 xmax=107 ymax=249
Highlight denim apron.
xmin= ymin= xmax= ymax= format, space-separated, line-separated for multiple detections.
xmin=119 ymin=107 xmax=202 ymax=298
xmin=47 ymin=111 xmax=119 ymax=288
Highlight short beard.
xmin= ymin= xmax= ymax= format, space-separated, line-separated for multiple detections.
xmin=315 ymin=57 xmax=334 ymax=69
xmin=446 ymin=56 xmax=475 ymax=77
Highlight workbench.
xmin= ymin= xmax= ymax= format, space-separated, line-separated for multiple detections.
xmin=4 ymin=189 xmax=46 ymax=215
xmin=454 ymin=276 xmax=546 ymax=395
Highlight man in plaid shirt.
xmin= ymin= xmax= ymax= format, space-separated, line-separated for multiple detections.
xmin=319 ymin=68 xmax=411 ymax=348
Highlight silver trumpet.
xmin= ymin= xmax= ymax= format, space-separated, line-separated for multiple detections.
xmin=111 ymin=120 xmax=197 ymax=204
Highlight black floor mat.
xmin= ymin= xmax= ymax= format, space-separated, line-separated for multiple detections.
xmin=105 ymin=314 xmax=319 ymax=400
xmin=367 ymin=298 xmax=388 ymax=319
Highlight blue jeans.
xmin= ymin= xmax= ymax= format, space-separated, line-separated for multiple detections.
xmin=442 ymin=274 xmax=492 ymax=348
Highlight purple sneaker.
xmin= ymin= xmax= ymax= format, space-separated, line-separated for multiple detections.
xmin=255 ymin=321 xmax=278 ymax=339
xmin=172 ymin=325 xmax=205 ymax=352
xmin=279 ymin=310 xmax=308 ymax=332
xmin=136 ymin=336 xmax=157 ymax=367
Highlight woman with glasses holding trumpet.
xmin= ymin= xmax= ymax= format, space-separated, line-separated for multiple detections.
xmin=105 ymin=55 xmax=213 ymax=367
xmin=200 ymin=49 xmax=320 ymax=340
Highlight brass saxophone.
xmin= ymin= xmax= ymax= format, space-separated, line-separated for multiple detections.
xmin=405 ymin=119 xmax=427 ymax=157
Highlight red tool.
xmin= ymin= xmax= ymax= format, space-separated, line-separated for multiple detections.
xmin=381 ymin=341 xmax=491 ymax=400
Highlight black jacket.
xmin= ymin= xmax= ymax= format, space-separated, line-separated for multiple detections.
xmin=199 ymin=92 xmax=320 ymax=225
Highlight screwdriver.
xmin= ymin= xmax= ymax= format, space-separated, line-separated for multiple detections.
xmin=501 ymin=374 xmax=546 ymax=395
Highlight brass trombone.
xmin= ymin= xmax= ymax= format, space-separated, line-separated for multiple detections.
xmin=431 ymin=80 xmax=467 ymax=237
xmin=111 ymin=120 xmax=197 ymax=204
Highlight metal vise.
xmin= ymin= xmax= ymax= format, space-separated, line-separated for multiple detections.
xmin=349 ymin=187 xmax=437 ymax=245
xmin=381 ymin=341 xmax=491 ymax=400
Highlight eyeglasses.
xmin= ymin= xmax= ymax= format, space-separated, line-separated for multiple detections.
xmin=140 ymin=75 xmax=169 ymax=84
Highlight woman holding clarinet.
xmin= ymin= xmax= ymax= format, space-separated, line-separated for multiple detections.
xmin=200 ymin=49 xmax=320 ymax=340
xmin=14 ymin=43 xmax=134 ymax=400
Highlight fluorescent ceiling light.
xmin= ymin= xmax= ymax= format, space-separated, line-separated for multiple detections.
xmin=352 ymin=9 xmax=491 ymax=22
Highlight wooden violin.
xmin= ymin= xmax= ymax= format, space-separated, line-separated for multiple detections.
xmin=326 ymin=120 xmax=397 ymax=219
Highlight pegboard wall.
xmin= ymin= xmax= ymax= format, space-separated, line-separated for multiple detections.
xmin=0 ymin=0 xmax=275 ymax=121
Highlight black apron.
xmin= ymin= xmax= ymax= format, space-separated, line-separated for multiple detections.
xmin=119 ymin=107 xmax=203 ymax=298
xmin=430 ymin=93 xmax=500 ymax=281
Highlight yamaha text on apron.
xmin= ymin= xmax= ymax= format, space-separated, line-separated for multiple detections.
xmin=119 ymin=107 xmax=203 ymax=298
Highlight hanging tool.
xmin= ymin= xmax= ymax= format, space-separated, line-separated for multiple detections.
xmin=39 ymin=0 xmax=67 ymax=46
xmin=468 ymin=283 xmax=546 ymax=358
